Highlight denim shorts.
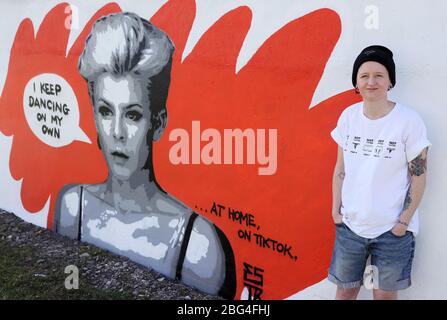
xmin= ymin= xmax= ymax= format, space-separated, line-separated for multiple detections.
xmin=328 ymin=222 xmax=415 ymax=291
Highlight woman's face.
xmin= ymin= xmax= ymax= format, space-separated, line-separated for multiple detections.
xmin=356 ymin=61 xmax=392 ymax=102
xmin=93 ymin=73 xmax=152 ymax=181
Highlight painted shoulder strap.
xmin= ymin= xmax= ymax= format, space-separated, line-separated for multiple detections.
xmin=175 ymin=211 xmax=198 ymax=281
xmin=77 ymin=185 xmax=84 ymax=241
xmin=174 ymin=212 xmax=237 ymax=299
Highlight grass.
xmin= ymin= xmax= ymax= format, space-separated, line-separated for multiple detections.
xmin=0 ymin=241 xmax=133 ymax=300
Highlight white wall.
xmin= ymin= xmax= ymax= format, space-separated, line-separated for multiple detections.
xmin=1 ymin=0 xmax=446 ymax=299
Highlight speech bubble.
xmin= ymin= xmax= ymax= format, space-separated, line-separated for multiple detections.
xmin=23 ymin=73 xmax=91 ymax=148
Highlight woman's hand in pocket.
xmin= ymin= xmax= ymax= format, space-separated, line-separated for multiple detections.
xmin=391 ymin=223 xmax=408 ymax=237
xmin=332 ymin=212 xmax=343 ymax=225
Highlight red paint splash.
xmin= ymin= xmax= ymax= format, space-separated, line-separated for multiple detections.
xmin=0 ymin=3 xmax=125 ymax=228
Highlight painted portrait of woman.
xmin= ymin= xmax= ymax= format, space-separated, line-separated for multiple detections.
xmin=53 ymin=12 xmax=236 ymax=299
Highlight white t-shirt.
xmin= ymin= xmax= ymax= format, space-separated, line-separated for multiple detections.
xmin=331 ymin=102 xmax=431 ymax=238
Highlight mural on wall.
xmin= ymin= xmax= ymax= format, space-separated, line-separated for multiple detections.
xmin=53 ymin=11 xmax=236 ymax=298
xmin=0 ymin=0 xmax=362 ymax=299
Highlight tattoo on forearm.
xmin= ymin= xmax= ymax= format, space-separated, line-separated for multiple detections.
xmin=338 ymin=171 xmax=345 ymax=180
xmin=410 ymin=153 xmax=427 ymax=176
xmin=403 ymin=186 xmax=412 ymax=211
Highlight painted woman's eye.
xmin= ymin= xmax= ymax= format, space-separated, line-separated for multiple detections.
xmin=98 ymin=106 xmax=112 ymax=117
xmin=126 ymin=110 xmax=142 ymax=121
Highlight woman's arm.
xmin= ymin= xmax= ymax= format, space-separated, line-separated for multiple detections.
xmin=392 ymin=148 xmax=428 ymax=235
xmin=332 ymin=146 xmax=345 ymax=224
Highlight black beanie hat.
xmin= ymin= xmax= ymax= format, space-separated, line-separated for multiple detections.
xmin=352 ymin=45 xmax=395 ymax=88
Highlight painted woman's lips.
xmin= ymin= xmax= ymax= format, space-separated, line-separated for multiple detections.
xmin=111 ymin=151 xmax=129 ymax=159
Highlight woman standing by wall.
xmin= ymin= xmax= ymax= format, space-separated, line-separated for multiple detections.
xmin=328 ymin=45 xmax=431 ymax=300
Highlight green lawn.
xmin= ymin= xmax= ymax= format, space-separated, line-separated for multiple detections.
xmin=0 ymin=242 xmax=132 ymax=300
